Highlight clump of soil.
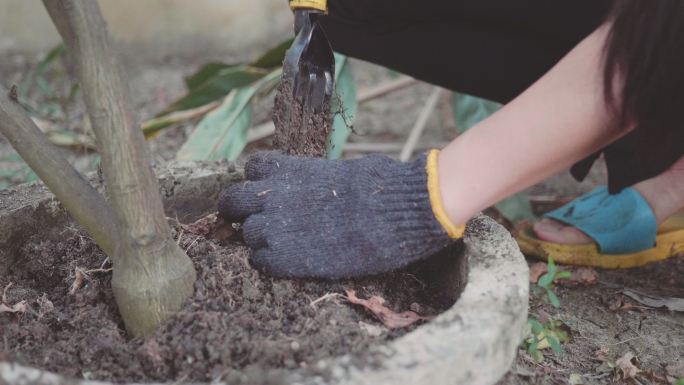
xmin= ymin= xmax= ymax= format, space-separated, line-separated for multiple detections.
xmin=272 ymin=80 xmax=332 ymax=157
xmin=0 ymin=221 xmax=456 ymax=384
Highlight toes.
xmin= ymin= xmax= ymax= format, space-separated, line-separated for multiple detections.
xmin=217 ymin=180 xmax=271 ymax=221
xmin=242 ymin=214 xmax=269 ymax=249
xmin=534 ymin=218 xmax=592 ymax=244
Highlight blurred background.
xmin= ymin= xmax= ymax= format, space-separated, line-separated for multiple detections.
xmin=0 ymin=0 xmax=291 ymax=56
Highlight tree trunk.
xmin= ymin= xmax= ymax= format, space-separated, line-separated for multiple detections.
xmin=40 ymin=0 xmax=196 ymax=337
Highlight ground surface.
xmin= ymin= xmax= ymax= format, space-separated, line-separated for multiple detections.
xmin=499 ymin=256 xmax=684 ymax=385
xmin=0 ymin=219 xmax=452 ymax=384
xmin=0 ymin=50 xmax=682 ymax=385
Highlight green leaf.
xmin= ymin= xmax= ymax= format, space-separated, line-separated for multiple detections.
xmin=528 ymin=319 xmax=544 ymax=335
xmin=327 ymin=54 xmax=357 ymax=159
xmin=36 ymin=43 xmax=66 ymax=75
xmin=251 ymin=38 xmax=294 ymax=69
xmin=555 ymin=271 xmax=572 ymax=280
xmin=538 ymin=272 xmax=554 ymax=289
xmin=674 ymin=379 xmax=684 ymax=385
xmin=176 ymin=69 xmax=281 ymax=161
xmin=160 ymin=65 xmax=267 ymax=116
xmin=452 ymin=92 xmax=501 ymax=134
xmin=547 ymin=257 xmax=557 ymax=276
xmin=546 ymin=335 xmax=562 ymax=355
xmin=185 ymin=63 xmax=239 ymax=91
xmin=494 ymin=192 xmax=536 ymax=223
xmin=547 ymin=289 xmax=561 ymax=308
xmin=531 ymin=349 xmax=544 ymax=363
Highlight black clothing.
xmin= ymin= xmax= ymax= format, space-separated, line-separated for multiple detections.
xmin=320 ymin=0 xmax=679 ymax=191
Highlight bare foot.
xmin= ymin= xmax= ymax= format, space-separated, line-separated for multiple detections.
xmin=533 ymin=218 xmax=592 ymax=244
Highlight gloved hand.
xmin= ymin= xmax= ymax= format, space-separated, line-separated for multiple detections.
xmin=218 ymin=150 xmax=464 ymax=279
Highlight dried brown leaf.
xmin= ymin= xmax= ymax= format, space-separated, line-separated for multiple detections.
xmin=69 ymin=269 xmax=85 ymax=295
xmin=529 ymin=262 xmax=547 ymax=283
xmin=558 ymin=267 xmax=598 ymax=287
xmin=616 ymin=352 xmax=640 ymax=379
xmin=622 ymin=289 xmax=684 ymax=312
xmin=0 ymin=300 xmax=27 ymax=314
xmin=182 ymin=213 xmax=233 ymax=241
xmin=344 ymin=289 xmax=432 ymax=329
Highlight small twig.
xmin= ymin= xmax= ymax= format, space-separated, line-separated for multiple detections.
xmin=357 ymin=76 xmax=417 ymax=103
xmin=82 ymin=267 xmax=113 ymax=274
xmin=2 ymin=282 xmax=13 ymax=303
xmin=185 ymin=235 xmax=201 ymax=253
xmin=98 ymin=256 xmax=111 ymax=270
xmin=399 ymin=87 xmax=443 ymax=162
xmin=309 ymin=292 xmax=342 ymax=309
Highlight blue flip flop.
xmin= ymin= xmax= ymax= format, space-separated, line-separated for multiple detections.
xmin=517 ymin=187 xmax=684 ymax=268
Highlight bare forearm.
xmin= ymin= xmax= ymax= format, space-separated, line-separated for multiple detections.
xmin=438 ymin=24 xmax=627 ymax=225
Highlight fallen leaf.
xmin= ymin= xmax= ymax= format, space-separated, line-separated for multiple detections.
xmin=622 ymin=289 xmax=684 ymax=312
xmin=595 ymin=346 xmax=610 ymax=362
xmin=616 ymin=352 xmax=640 ymax=380
xmin=559 ymin=267 xmax=598 ymax=287
xmin=181 ymin=213 xmax=233 ymax=241
xmin=0 ymin=300 xmax=27 ymax=314
xmin=608 ymin=295 xmax=643 ymax=312
xmin=344 ymin=289 xmax=432 ymax=329
xmin=529 ymin=262 xmax=547 ymax=283
xmin=569 ymin=373 xmax=584 ymax=385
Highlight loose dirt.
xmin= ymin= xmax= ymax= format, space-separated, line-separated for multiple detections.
xmin=0 ymin=220 xmax=454 ymax=384
xmin=499 ymin=255 xmax=684 ymax=385
xmin=272 ymin=80 xmax=332 ymax=157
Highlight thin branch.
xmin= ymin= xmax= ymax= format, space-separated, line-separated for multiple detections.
xmin=399 ymin=87 xmax=443 ymax=162
xmin=0 ymin=86 xmax=119 ymax=256
xmin=357 ymin=75 xmax=417 ymax=103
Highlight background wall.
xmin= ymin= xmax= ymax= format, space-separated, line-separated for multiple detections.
xmin=0 ymin=0 xmax=291 ymax=56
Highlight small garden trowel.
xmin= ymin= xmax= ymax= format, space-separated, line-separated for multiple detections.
xmin=283 ymin=0 xmax=334 ymax=113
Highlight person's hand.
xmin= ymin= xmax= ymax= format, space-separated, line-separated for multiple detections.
xmin=218 ymin=150 xmax=464 ymax=279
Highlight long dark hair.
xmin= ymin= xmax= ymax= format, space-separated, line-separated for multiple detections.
xmin=602 ymin=0 xmax=684 ymax=181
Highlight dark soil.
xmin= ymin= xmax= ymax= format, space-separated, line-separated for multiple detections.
xmin=0 ymin=219 xmax=455 ymax=384
xmin=272 ymin=80 xmax=332 ymax=157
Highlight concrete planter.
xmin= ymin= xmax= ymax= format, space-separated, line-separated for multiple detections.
xmin=0 ymin=161 xmax=528 ymax=385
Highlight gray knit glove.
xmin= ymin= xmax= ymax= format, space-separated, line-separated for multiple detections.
xmin=218 ymin=151 xmax=464 ymax=279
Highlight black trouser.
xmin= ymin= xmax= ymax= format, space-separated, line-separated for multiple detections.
xmin=320 ymin=1 xmax=675 ymax=192
xmin=321 ymin=0 xmax=611 ymax=104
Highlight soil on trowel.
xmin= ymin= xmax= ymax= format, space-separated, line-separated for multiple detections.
xmin=272 ymin=80 xmax=332 ymax=157
xmin=0 ymin=218 xmax=455 ymax=384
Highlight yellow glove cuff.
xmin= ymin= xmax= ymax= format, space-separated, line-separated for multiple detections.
xmin=426 ymin=149 xmax=466 ymax=239
xmin=290 ymin=0 xmax=327 ymax=12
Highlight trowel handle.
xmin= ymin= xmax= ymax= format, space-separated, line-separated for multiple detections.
xmin=289 ymin=0 xmax=327 ymax=13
